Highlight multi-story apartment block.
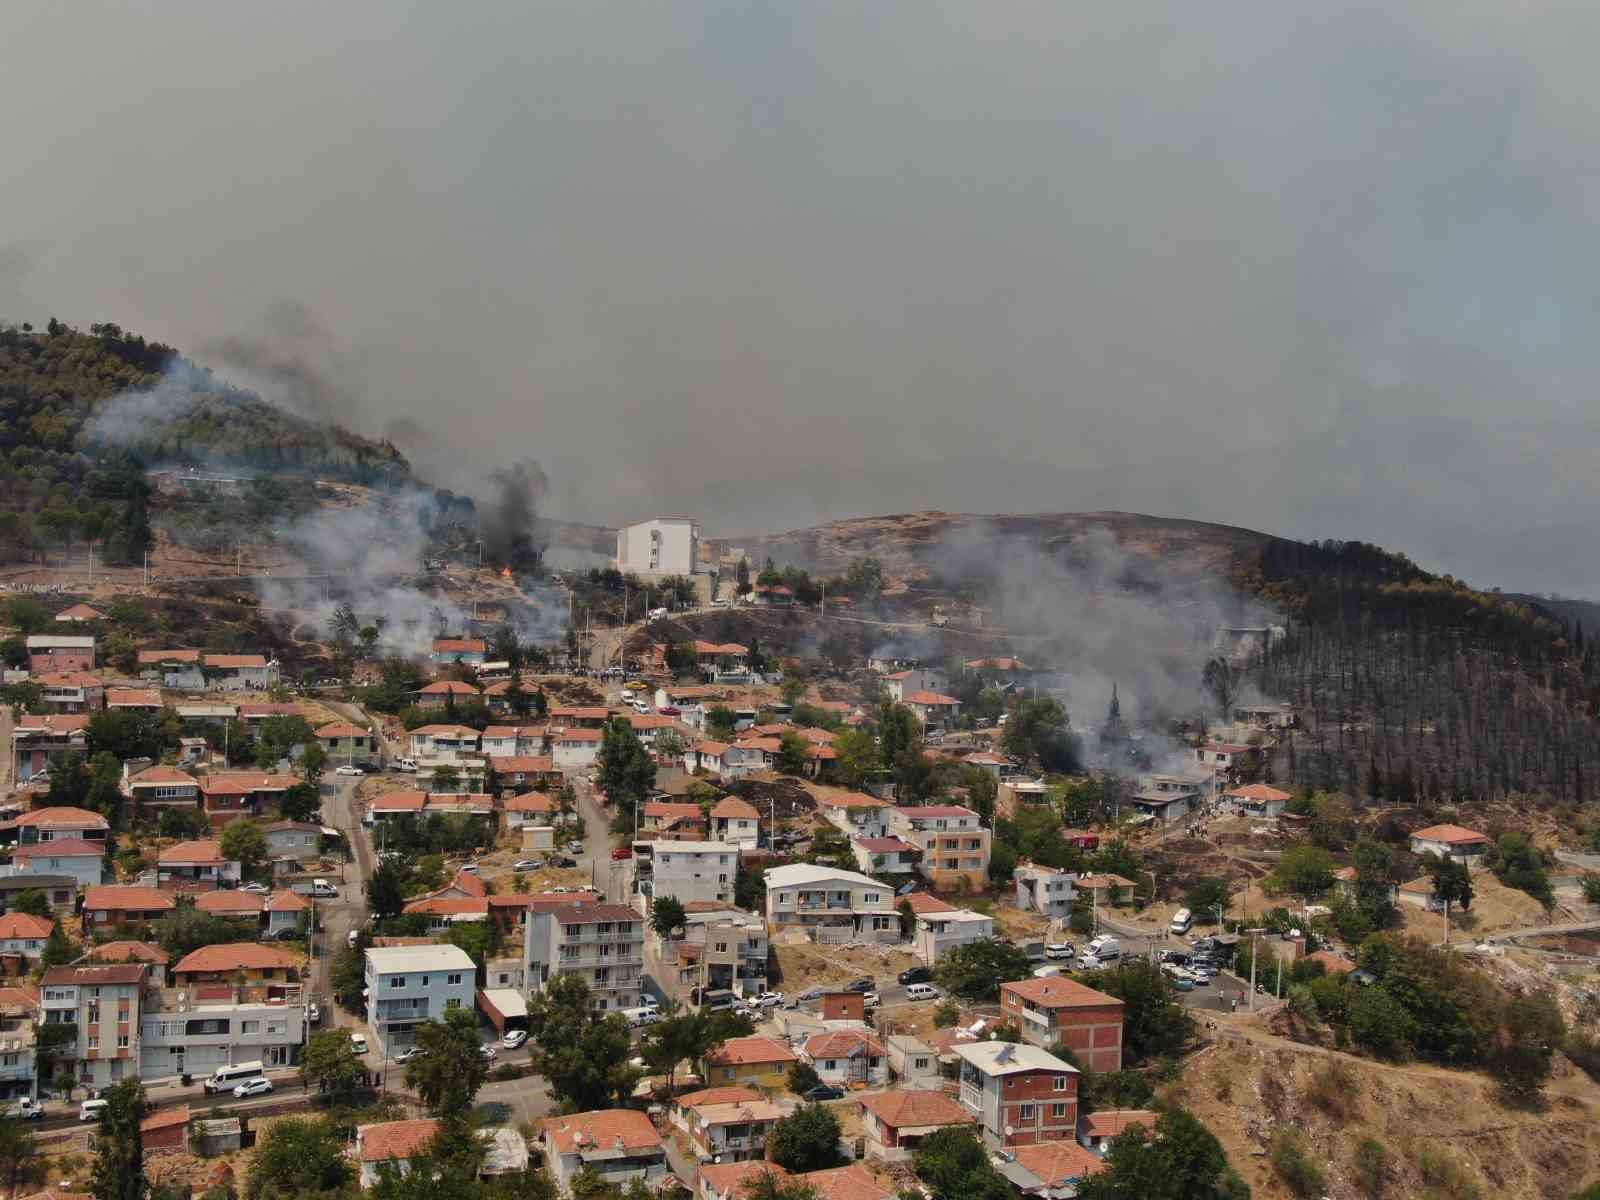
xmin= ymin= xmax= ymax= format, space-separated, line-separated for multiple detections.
xmin=999 ymin=978 xmax=1125 ymax=1070
xmin=640 ymin=841 xmax=737 ymax=907
xmin=0 ymin=986 xmax=38 ymax=1101
xmin=1014 ymin=862 xmax=1077 ymax=920
xmin=654 ymin=908 xmax=768 ymax=1004
xmin=524 ymin=901 xmax=646 ymax=1012
xmin=140 ymin=987 xmax=306 ymax=1080
xmin=363 ymin=945 xmax=476 ymax=1055
xmin=762 ymin=864 xmax=896 ymax=944
xmin=953 ymin=1040 xmax=1080 ymax=1149
xmin=889 ymin=805 xmax=989 ymax=891
xmin=41 ymin=963 xmax=147 ymax=1092
xmin=913 ymin=908 xmax=995 ymax=966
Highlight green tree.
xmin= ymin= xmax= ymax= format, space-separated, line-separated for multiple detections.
xmin=301 ymin=1028 xmax=366 ymax=1101
xmin=768 ymin=1104 xmax=843 ymax=1173
xmin=1077 ymin=1108 xmax=1247 ymax=1200
xmin=1347 ymin=984 xmax=1416 ymax=1060
xmin=932 ymin=939 xmax=1032 ymax=1001
xmin=1425 ymin=855 xmax=1474 ymax=913
xmin=897 ymin=898 xmax=916 ymax=941
xmin=89 ymin=1079 xmax=146 ymax=1200
xmin=787 ymin=1061 xmax=821 ymax=1096
xmin=1183 ymin=878 xmax=1232 ymax=923
xmin=219 ymin=819 xmax=267 ymax=881
xmin=406 ymin=1008 xmax=489 ymax=1116
xmin=776 ymin=732 xmax=809 ymax=776
xmin=279 ymin=782 xmax=322 ymax=824
xmin=598 ymin=718 xmax=656 ymax=831
xmin=1488 ymin=990 xmax=1566 ymax=1098
xmin=331 ymin=943 xmax=367 ymax=1012
xmin=526 ymin=975 xmax=642 ymax=1110
xmin=1002 ymin=698 xmax=1080 ymax=772
xmin=244 ymin=1116 xmax=352 ymax=1200
xmin=1267 ymin=844 xmax=1335 ymax=899
xmin=912 ymin=1126 xmax=1014 ymax=1200
xmin=10 ymin=890 xmax=48 ymax=919
xmin=832 ymin=729 xmax=880 ymax=789
xmin=0 ymin=1116 xmax=43 ymax=1198
xmin=300 ymin=743 xmax=328 ymax=786
xmin=651 ymin=895 xmax=687 ymax=940
xmin=366 ymin=860 xmax=409 ymax=920
xmin=40 ymin=921 xmax=77 ymax=970
xmin=705 ymin=706 xmax=737 ymax=740
xmin=844 ymin=557 xmax=883 ymax=601
xmin=152 ymin=900 xmax=255 ymax=959
xmin=1351 ymin=837 xmax=1396 ymax=928
xmin=1489 ymin=833 xmax=1555 ymax=910
xmin=1089 ymin=961 xmax=1194 ymax=1063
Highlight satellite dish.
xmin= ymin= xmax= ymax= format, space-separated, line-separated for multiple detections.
xmin=1005 ymin=1125 xmax=1015 ymax=1136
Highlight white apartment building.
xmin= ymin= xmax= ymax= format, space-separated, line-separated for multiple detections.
xmin=524 ymin=901 xmax=646 ymax=1011
xmin=1014 ymin=863 xmax=1077 ymax=920
xmin=140 ymin=992 xmax=306 ymax=1079
xmin=763 ymin=864 xmax=897 ymax=944
xmin=642 ymin=840 xmax=737 ymax=906
xmin=654 ymin=908 xmax=769 ymax=1004
xmin=41 ymin=963 xmax=147 ymax=1092
xmin=363 ymin=945 xmax=477 ymax=1055
xmin=915 ymin=909 xmax=996 ymax=966
xmin=616 ymin=517 xmax=699 ymax=579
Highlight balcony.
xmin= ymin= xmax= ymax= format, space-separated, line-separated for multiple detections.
xmin=959 ymin=1085 xmax=983 ymax=1113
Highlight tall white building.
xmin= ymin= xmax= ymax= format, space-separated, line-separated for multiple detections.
xmin=363 ymin=945 xmax=476 ymax=1055
xmin=639 ymin=840 xmax=737 ymax=907
xmin=616 ymin=517 xmax=699 ymax=579
xmin=524 ymin=900 xmax=646 ymax=1011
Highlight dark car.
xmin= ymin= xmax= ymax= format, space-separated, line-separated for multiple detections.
xmin=844 ymin=978 xmax=874 ymax=993
xmin=805 ymin=1085 xmax=846 ymax=1101
xmin=898 ymin=966 xmax=932 ymax=986
xmin=552 ymin=856 xmax=578 ymax=868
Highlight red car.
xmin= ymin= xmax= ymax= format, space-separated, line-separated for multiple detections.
xmin=611 ymin=847 xmax=633 ymax=861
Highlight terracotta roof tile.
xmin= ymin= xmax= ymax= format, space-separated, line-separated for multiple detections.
xmin=83 ymin=886 xmax=174 ymax=913
xmin=194 ymin=892 xmax=264 ymax=915
xmin=804 ymin=1030 xmax=884 ymax=1060
xmin=0 ymin=913 xmax=53 ymax=939
xmin=86 ymin=941 xmax=169 ymax=965
xmin=359 ymin=1119 xmax=441 ymax=1163
xmin=172 ymin=943 xmax=301 ymax=975
xmin=1012 ymin=1140 xmax=1107 ymax=1187
xmin=1001 ymin=977 xmax=1124 ymax=1010
xmin=704 ymin=1036 xmax=798 ymax=1067
xmin=858 ymin=1088 xmax=973 ymax=1130
xmin=1082 ymin=1109 xmax=1156 ymax=1139
xmin=541 ymin=1108 xmax=662 ymax=1155
xmin=1411 ymin=823 xmax=1489 ymax=845
xmin=797 ymin=1165 xmax=893 ymax=1200
xmin=12 ymin=838 xmax=104 ymax=859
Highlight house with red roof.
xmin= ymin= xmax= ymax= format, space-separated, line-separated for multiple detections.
xmin=902 ymin=691 xmax=962 ymax=731
xmin=889 ymin=804 xmax=990 ymax=890
xmin=1224 ymin=782 xmax=1292 ymax=817
xmin=158 ymin=839 xmax=240 ymax=887
xmin=803 ymin=1029 xmax=887 ymax=1087
xmin=34 ymin=671 xmax=105 ymax=713
xmin=700 ymin=1036 xmax=799 ymax=1090
xmin=501 ymin=791 xmax=555 ymax=831
xmin=416 ymin=679 xmax=481 ymax=709
xmin=815 ymin=791 xmax=893 ymax=841
xmin=82 ymin=885 xmax=176 ymax=933
xmin=552 ymin=727 xmax=603 ymax=769
xmin=194 ymin=890 xmax=266 ymax=919
xmin=122 ymin=764 xmax=201 ymax=812
xmin=1000 ymin=1139 xmax=1110 ymax=1196
xmin=7 ymin=806 xmax=109 ymax=845
xmin=264 ymin=889 xmax=312 ymax=937
xmin=10 ymin=838 xmax=105 ymax=888
xmin=710 ymin=796 xmax=760 ymax=848
xmin=198 ymin=773 xmax=297 ymax=828
xmin=315 ymin=721 xmax=376 ymax=765
xmin=1077 ymin=1109 xmax=1155 ymax=1157
xmin=676 ymin=1087 xmax=785 ymax=1163
xmin=354 ymin=1119 xmax=441 ymax=1189
xmin=0 ymin=912 xmax=54 ymax=963
xmin=492 ymin=756 xmax=561 ymax=790
xmin=851 ymin=836 xmax=920 ymax=876
xmin=859 ymin=1089 xmax=975 ymax=1161
xmin=54 ymin=603 xmax=106 ymax=624
xmin=171 ymin=942 xmax=302 ymax=986
xmin=1410 ymin=823 xmax=1491 ymax=863
xmin=431 ymin=637 xmax=487 ymax=665
xmin=541 ymin=1109 xmax=667 ymax=1193
xmin=105 ymin=687 xmax=163 ymax=711
xmin=480 ymin=724 xmax=548 ymax=758
xmin=10 ymin=713 xmax=89 ymax=783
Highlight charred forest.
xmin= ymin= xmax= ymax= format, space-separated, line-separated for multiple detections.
xmin=1243 ymin=537 xmax=1600 ymax=807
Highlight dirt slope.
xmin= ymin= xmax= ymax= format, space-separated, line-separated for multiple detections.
xmin=1175 ymin=1020 xmax=1600 ymax=1199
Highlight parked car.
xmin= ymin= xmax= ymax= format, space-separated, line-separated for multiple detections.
xmin=239 ymin=882 xmax=270 ymax=895
xmin=79 ymin=1099 xmax=108 ymax=1122
xmin=479 ymin=1044 xmax=498 ymax=1061
xmin=350 ymin=1034 xmax=369 ymax=1054
xmin=395 ymin=757 xmax=418 ymax=772
xmin=1171 ymin=976 xmax=1196 ymax=992
xmin=897 ymin=966 xmax=932 ymax=986
xmin=552 ymin=856 xmax=578 ymax=868
xmin=234 ymin=1078 xmax=274 ymax=1098
xmin=804 ymin=1085 xmax=845 ymax=1101
xmin=796 ymin=986 xmax=824 ymax=1003
xmin=753 ymin=991 xmax=784 ymax=1009
xmin=4 ymin=1099 xmax=42 ymax=1119
xmin=843 ymin=978 xmax=874 ymax=993
xmin=335 ymin=765 xmax=365 ymax=777
xmin=502 ymin=1029 xmax=529 ymax=1049
xmin=566 ymin=841 xmax=585 ymax=854
xmin=1044 ymin=942 xmax=1074 ymax=961
xmin=459 ymin=863 xmax=480 ymax=874
xmin=311 ymin=880 xmax=338 ymax=898
xmin=393 ymin=1047 xmax=422 ymax=1064
xmin=512 ymin=859 xmax=542 ymax=872
xmin=610 ymin=847 xmax=633 ymax=861
xmin=862 ymin=993 xmax=881 ymax=1009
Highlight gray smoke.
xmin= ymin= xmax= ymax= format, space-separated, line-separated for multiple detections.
xmin=480 ymin=459 xmax=548 ymax=571
xmin=204 ymin=300 xmax=362 ymax=427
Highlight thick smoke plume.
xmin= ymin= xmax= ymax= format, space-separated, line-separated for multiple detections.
xmin=481 ymin=459 xmax=548 ymax=572
xmin=203 ymin=300 xmax=362 ymax=427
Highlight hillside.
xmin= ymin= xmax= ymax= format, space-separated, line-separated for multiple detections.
xmin=0 ymin=319 xmax=410 ymax=566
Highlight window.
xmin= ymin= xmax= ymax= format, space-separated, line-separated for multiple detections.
xmin=447 ymin=973 xmax=463 ymax=985
xmin=1053 ymin=1075 xmax=1067 ymax=1091
xmin=117 ymin=1034 xmax=129 ymax=1048
xmin=445 ymin=998 xmax=460 ymax=1009
xmin=87 ymin=1035 xmax=98 ymax=1050
xmin=389 ymin=976 xmax=406 ymax=989
xmin=1019 ymin=1103 xmax=1035 ymax=1120
xmin=241 ymin=1020 xmax=260 ymax=1034
xmin=1051 ymin=1103 xmax=1068 ymax=1118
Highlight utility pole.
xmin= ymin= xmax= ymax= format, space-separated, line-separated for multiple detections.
xmin=1246 ymin=927 xmax=1266 ymax=1013
xmin=143 ymin=549 xmax=148 ymax=588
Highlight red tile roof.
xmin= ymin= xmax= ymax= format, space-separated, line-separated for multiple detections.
xmin=893 ymin=804 xmax=977 ymax=821
xmin=815 ymin=791 xmax=890 ymax=810
xmin=698 ymin=1162 xmax=790 ymax=1198
xmin=359 ymin=1119 xmax=441 ymax=1163
xmin=675 ymin=1086 xmax=764 ymax=1109
xmin=858 ymin=1089 xmax=973 ymax=1130
xmin=704 ymin=1036 xmax=798 ymax=1067
xmin=901 ymin=892 xmax=957 ymax=915
xmin=314 ymin=722 xmax=367 ymax=739
xmin=265 ymin=891 xmax=311 ymax=913
xmin=711 ymin=797 xmax=760 ymax=820
xmin=127 ymin=765 xmax=198 ymax=786
xmin=542 ymin=1108 xmax=662 ymax=1155
xmin=419 ymin=680 xmax=480 ymax=695
xmin=1081 ymin=1109 xmax=1156 ymax=1139
xmin=84 ymin=886 xmax=174 ymax=913
xmin=0 ymin=913 xmax=53 ymax=939
xmin=86 ymin=941 xmax=169 ymax=965
xmin=1002 ymin=977 xmax=1124 ymax=1010
xmin=41 ymin=963 xmax=147 ymax=986
xmin=403 ymin=897 xmax=489 ymax=917
xmin=804 ymin=1030 xmax=884 ymax=1060
xmin=195 ymin=891 xmax=265 ymax=915
xmin=158 ymin=839 xmax=226 ymax=865
xmin=855 ymin=837 xmax=917 ymax=854
xmin=433 ymin=638 xmax=486 ymax=654
xmin=172 ymin=943 xmax=301 ymax=975
xmin=138 ymin=649 xmax=200 ymax=664
xmin=199 ymin=773 xmax=296 ymax=794
xmin=503 ymin=792 xmax=554 ymax=813
xmin=205 ymin=655 xmax=268 ymax=669
xmin=11 ymin=838 xmax=104 ymax=859
xmin=13 ymin=807 xmax=108 ymax=830
xmin=903 ymin=691 xmax=960 ymax=706
xmin=1012 ymin=1140 xmax=1107 ymax=1187
xmin=1411 ymin=823 xmax=1489 ymax=845
xmin=1225 ymin=783 xmax=1291 ymax=802
xmin=798 ymin=1165 xmax=893 ymax=1200
xmin=140 ymin=1105 xmax=190 ymax=1133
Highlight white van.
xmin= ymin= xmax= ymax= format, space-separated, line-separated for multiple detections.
xmin=1169 ymin=908 xmax=1193 ymax=936
xmin=621 ymin=1006 xmax=660 ymax=1028
xmin=204 ymin=1061 xmax=266 ymax=1094
xmin=904 ymin=983 xmax=940 ymax=1002
xmin=79 ymin=1098 xmax=108 ymax=1123
xmin=311 ymin=879 xmax=338 ymax=898
xmin=1087 ymin=934 xmax=1122 ymax=962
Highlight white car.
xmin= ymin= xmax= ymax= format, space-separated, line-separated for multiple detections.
xmin=512 ymin=859 xmax=541 ymax=872
xmin=307 ymin=1003 xmax=321 ymax=1024
xmin=393 ymin=1047 xmax=423 ymax=1063
xmin=233 ymin=1078 xmax=273 ymax=1098
xmin=350 ymin=1034 xmax=369 ymax=1054
xmin=335 ymin=765 xmax=365 ymax=777
xmin=862 ymin=992 xmax=881 ymax=1009
xmin=479 ymin=1044 xmax=498 ymax=1061
xmin=502 ymin=1029 xmax=528 ymax=1049
xmin=754 ymin=991 xmax=784 ymax=1009
xmin=620 ymin=689 xmax=634 ymax=701
xmin=239 ymin=883 xmax=270 ymax=895
xmin=1044 ymin=943 xmax=1074 ymax=961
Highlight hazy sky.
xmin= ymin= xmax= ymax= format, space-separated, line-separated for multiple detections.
xmin=4 ymin=3 xmax=1599 ymax=593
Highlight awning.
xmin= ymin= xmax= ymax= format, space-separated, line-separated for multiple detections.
xmin=478 ymin=988 xmax=528 ymax=1023
xmin=320 ymin=826 xmax=341 ymax=837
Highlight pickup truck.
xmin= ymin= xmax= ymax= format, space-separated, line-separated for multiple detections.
xmin=4 ymin=1099 xmax=43 ymax=1120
